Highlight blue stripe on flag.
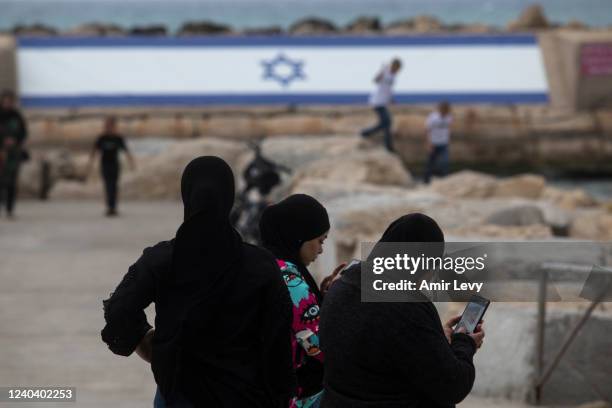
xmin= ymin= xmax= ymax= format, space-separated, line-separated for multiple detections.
xmin=21 ymin=92 xmax=548 ymax=108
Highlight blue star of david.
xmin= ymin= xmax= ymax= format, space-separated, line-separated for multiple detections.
xmin=261 ymin=53 xmax=306 ymax=88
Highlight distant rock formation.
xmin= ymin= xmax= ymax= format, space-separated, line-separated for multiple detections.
xmin=242 ymin=26 xmax=283 ymax=36
xmin=177 ymin=21 xmax=232 ymax=36
xmin=289 ymin=17 xmax=338 ymax=35
xmin=507 ymin=4 xmax=549 ymax=31
xmin=12 ymin=24 xmax=58 ymax=36
xmin=344 ymin=16 xmax=381 ymax=33
xmin=66 ymin=23 xmax=126 ymax=36
xmin=130 ymin=25 xmax=168 ymax=36
xmin=7 ymin=4 xmax=612 ymax=37
xmin=385 ymin=15 xmax=494 ymax=34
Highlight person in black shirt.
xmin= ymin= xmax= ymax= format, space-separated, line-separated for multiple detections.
xmin=88 ymin=116 xmax=135 ymax=216
xmin=0 ymin=90 xmax=28 ymax=218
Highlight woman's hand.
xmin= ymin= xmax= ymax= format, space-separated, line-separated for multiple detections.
xmin=320 ymin=263 xmax=347 ymax=295
xmin=135 ymin=328 xmax=154 ymax=363
xmin=443 ymin=315 xmax=462 ymax=344
xmin=454 ymin=322 xmax=485 ymax=350
xmin=465 ymin=324 xmax=485 ymax=349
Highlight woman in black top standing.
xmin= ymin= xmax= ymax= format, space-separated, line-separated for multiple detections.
xmin=319 ymin=213 xmax=485 ymax=408
xmin=102 ymin=156 xmax=295 ymax=407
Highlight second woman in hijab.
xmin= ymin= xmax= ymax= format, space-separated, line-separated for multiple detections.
xmin=259 ymin=194 xmax=345 ymax=408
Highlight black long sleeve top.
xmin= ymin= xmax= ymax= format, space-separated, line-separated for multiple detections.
xmin=101 ymin=240 xmax=296 ymax=407
xmin=319 ymin=264 xmax=477 ymax=408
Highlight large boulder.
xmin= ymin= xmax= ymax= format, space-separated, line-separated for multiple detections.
xmin=291 ymin=149 xmax=413 ymax=189
xmin=484 ymin=204 xmax=545 ymax=226
xmin=120 ymin=138 xmax=247 ymax=200
xmin=429 ymin=170 xmax=497 ymax=198
xmin=492 ymin=174 xmax=546 ymax=199
xmin=327 ymin=193 xmax=429 ymax=242
xmin=569 ymin=210 xmax=612 ymax=240
xmin=289 ymin=17 xmax=337 ymax=35
xmin=431 ymin=172 xmax=548 ymax=200
xmin=507 ymin=4 xmax=549 ymax=31
xmin=541 ymin=186 xmax=598 ymax=209
xmin=261 ymin=135 xmax=363 ymax=170
xmin=323 ymin=189 xmax=447 ymax=261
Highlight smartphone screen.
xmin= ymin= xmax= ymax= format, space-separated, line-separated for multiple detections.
xmin=454 ymin=295 xmax=490 ymax=334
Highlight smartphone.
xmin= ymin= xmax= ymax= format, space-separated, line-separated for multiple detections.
xmin=453 ymin=294 xmax=490 ymax=334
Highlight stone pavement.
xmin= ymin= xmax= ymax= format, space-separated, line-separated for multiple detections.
xmin=0 ymin=200 xmax=537 ymax=407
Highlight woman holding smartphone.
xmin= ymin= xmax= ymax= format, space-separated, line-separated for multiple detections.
xmin=259 ymin=194 xmax=345 ymax=408
xmin=319 ymin=213 xmax=485 ymax=408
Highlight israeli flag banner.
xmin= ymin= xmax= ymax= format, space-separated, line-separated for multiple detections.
xmin=17 ymin=36 xmax=549 ymax=107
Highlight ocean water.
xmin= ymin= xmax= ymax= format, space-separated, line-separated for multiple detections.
xmin=1 ymin=0 xmax=612 ymax=32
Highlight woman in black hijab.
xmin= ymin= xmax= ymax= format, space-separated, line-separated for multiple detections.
xmin=259 ymin=194 xmax=345 ymax=408
xmin=319 ymin=213 xmax=485 ymax=408
xmin=102 ymin=156 xmax=295 ymax=408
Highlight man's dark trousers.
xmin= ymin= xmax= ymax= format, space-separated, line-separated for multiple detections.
xmin=102 ymin=164 xmax=119 ymax=213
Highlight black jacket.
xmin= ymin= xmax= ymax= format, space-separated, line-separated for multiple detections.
xmin=0 ymin=108 xmax=27 ymax=145
xmin=319 ymin=264 xmax=477 ymax=408
xmin=101 ymin=240 xmax=295 ymax=407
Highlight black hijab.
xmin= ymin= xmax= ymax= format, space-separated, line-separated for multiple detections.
xmin=377 ymin=213 xmax=444 ymax=244
xmin=369 ymin=212 xmax=444 ymax=271
xmin=152 ymin=156 xmax=243 ymax=401
xmin=344 ymin=213 xmax=445 ymax=291
xmin=259 ymin=194 xmax=330 ymax=302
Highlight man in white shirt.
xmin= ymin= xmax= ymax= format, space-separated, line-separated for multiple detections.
xmin=360 ymin=58 xmax=402 ymax=152
xmin=424 ymin=101 xmax=452 ymax=184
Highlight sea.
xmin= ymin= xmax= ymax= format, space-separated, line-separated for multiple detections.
xmin=1 ymin=0 xmax=612 ymax=32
